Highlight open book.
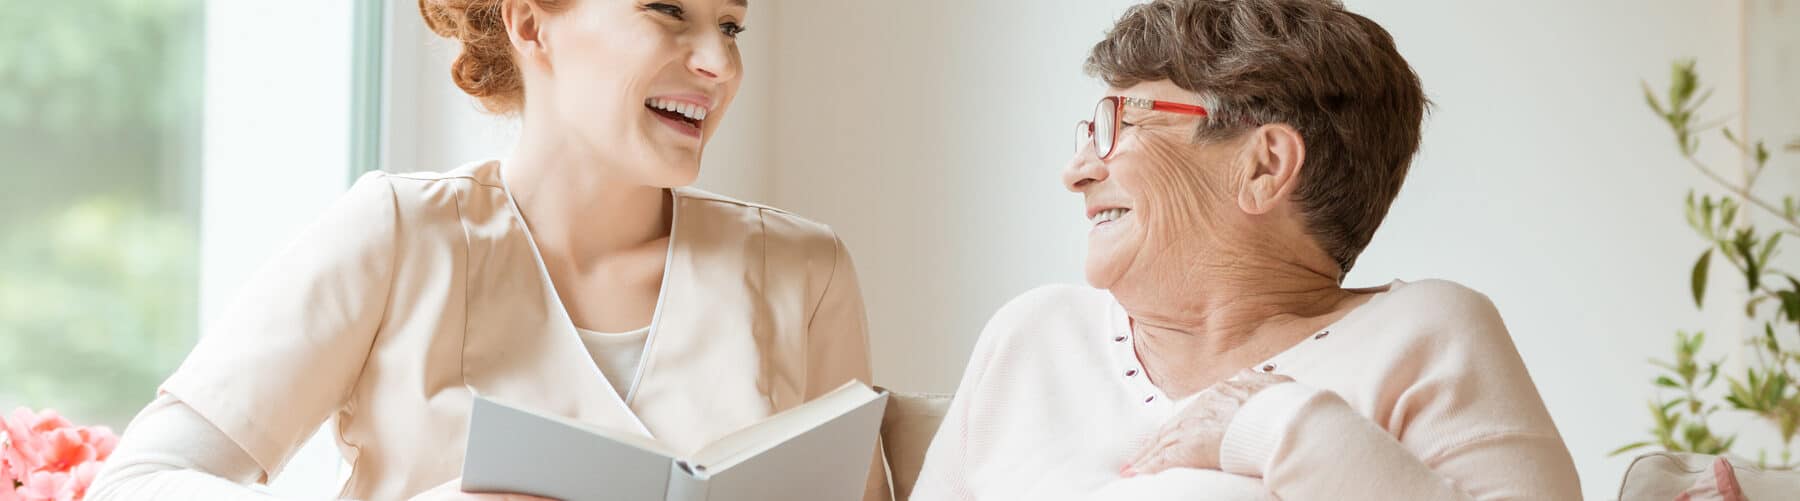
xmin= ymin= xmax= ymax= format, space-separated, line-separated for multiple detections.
xmin=461 ymin=381 xmax=888 ymax=501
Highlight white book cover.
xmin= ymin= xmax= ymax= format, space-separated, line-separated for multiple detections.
xmin=462 ymin=381 xmax=888 ymax=501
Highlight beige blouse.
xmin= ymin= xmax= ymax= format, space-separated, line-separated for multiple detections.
xmin=157 ymin=160 xmax=887 ymax=500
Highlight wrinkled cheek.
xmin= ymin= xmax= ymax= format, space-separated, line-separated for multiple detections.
xmin=1131 ymin=139 xmax=1232 ymax=250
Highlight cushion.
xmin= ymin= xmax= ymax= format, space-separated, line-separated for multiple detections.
xmin=875 ymin=388 xmax=953 ymax=501
xmin=1619 ymin=452 xmax=1800 ymax=500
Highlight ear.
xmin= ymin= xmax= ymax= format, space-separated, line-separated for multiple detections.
xmin=1236 ymin=124 xmax=1307 ymax=216
xmin=503 ymin=0 xmax=548 ymax=67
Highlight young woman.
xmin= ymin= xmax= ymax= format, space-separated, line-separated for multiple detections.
xmin=88 ymin=1 xmax=888 ymax=499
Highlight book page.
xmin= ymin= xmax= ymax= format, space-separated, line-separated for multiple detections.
xmin=462 ymin=396 xmax=678 ymax=501
xmin=693 ymin=390 xmax=888 ymax=501
xmin=689 ymin=381 xmax=878 ymax=469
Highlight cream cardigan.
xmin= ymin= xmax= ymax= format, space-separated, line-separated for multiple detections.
xmin=911 ymin=280 xmax=1581 ymax=500
xmin=89 ymin=160 xmax=887 ymax=500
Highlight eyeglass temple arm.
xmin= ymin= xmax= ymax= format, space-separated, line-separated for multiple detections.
xmin=1118 ymin=96 xmax=1209 ymax=116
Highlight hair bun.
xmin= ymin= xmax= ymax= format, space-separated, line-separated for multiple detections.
xmin=418 ymin=0 xmax=523 ymax=114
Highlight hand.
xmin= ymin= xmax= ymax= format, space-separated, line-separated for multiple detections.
xmin=1121 ymin=369 xmax=1294 ymax=477
xmin=406 ymin=477 xmax=560 ymax=501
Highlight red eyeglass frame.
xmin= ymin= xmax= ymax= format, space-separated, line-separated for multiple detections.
xmin=1077 ymin=96 xmax=1211 ymax=160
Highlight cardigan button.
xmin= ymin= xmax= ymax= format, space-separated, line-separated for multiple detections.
xmin=1113 ymin=335 xmax=1127 ymax=342
xmin=1125 ymin=369 xmax=1138 ymax=377
xmin=1260 ymin=363 xmax=1277 ymax=372
xmin=1144 ymin=395 xmax=1155 ymax=403
xmin=1314 ymin=330 xmax=1330 ymax=340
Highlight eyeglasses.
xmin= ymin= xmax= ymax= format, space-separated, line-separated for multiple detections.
xmin=1075 ymin=96 xmax=1211 ymax=160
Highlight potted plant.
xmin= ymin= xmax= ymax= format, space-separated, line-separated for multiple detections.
xmin=1613 ymin=60 xmax=1800 ymax=469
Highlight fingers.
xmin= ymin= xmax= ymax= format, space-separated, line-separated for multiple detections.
xmin=1132 ymin=448 xmax=1182 ymax=476
xmin=1123 ymin=435 xmax=1165 ymax=474
xmin=1126 ymin=439 xmax=1196 ymax=477
xmin=1232 ymin=368 xmax=1295 ymax=386
xmin=1213 ymin=380 xmax=1253 ymax=401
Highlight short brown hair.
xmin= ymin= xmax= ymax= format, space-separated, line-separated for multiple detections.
xmin=419 ymin=0 xmax=567 ymax=115
xmin=1086 ymin=0 xmax=1427 ymax=275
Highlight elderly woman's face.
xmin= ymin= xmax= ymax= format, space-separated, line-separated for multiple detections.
xmin=1064 ymin=80 xmax=1245 ymax=290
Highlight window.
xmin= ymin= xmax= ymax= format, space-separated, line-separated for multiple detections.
xmin=3 ymin=1 xmax=374 ymax=495
xmin=0 ymin=0 xmax=206 ymax=429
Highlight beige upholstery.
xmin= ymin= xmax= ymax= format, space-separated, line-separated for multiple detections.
xmin=876 ymin=388 xmax=953 ymax=501
xmin=1617 ymin=452 xmax=1800 ymax=500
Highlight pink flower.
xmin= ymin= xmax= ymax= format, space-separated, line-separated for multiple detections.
xmin=35 ymin=430 xmax=95 ymax=475
xmin=1 ymin=466 xmax=18 ymax=501
xmin=15 ymin=470 xmax=74 ymax=501
xmin=75 ymin=429 xmax=113 ymax=464
xmin=3 ymin=419 xmax=40 ymax=487
xmin=0 ymin=408 xmax=117 ymax=500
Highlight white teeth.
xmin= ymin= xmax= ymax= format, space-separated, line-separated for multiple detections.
xmin=645 ymin=98 xmax=708 ymax=122
xmin=1090 ymin=208 xmax=1129 ymax=225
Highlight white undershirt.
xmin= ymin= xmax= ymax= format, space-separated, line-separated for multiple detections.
xmin=575 ymin=326 xmax=651 ymax=400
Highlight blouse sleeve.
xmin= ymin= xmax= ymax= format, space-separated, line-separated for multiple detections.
xmin=157 ymin=171 xmax=399 ymax=479
xmin=86 ymin=394 xmax=282 ymax=500
xmin=1215 ymin=286 xmax=1582 ymax=500
xmin=802 ymin=232 xmax=892 ymax=501
xmin=1216 ymin=382 xmax=1580 ymax=500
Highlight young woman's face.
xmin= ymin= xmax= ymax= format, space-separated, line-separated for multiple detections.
xmin=532 ymin=0 xmax=747 ymax=187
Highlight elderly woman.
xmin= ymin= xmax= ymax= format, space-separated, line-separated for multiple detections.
xmin=911 ymin=0 xmax=1580 ymax=499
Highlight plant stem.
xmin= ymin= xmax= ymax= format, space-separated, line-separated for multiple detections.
xmin=1684 ymin=156 xmax=1800 ymax=232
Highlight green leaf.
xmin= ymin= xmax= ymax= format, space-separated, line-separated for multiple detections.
xmin=1759 ymin=232 xmax=1783 ymax=269
xmin=1669 ymin=59 xmax=1698 ymax=110
xmin=1755 ymin=141 xmax=1770 ymax=167
xmin=1688 ymin=88 xmax=1715 ymax=113
xmin=1703 ymin=196 xmax=1718 ymax=237
xmin=1610 ymin=441 xmax=1655 ymax=456
xmin=1765 ymin=371 xmax=1787 ymax=404
xmin=1686 ymin=191 xmax=1703 ymax=232
xmin=1660 ymin=400 xmax=1683 ymax=414
xmin=1784 ymin=277 xmax=1800 ymax=322
xmin=1747 ymin=294 xmax=1771 ymax=318
xmin=1644 ymin=81 xmax=1668 ymax=117
xmin=1705 ymin=362 xmax=1721 ymax=387
xmin=1693 ymin=249 xmax=1713 ymax=308
xmin=1723 ymin=127 xmax=1740 ymax=146
xmin=1728 ymin=377 xmax=1754 ymax=409
xmin=1716 ymin=435 xmax=1737 ymax=455
xmin=1657 ymin=375 xmax=1682 ymax=388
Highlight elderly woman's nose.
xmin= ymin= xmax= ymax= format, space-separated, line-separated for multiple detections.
xmin=1058 ymin=150 xmax=1101 ymax=191
xmin=1064 ymin=149 xmax=1109 ymax=192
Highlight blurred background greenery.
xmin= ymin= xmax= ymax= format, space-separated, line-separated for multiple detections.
xmin=0 ymin=0 xmax=205 ymax=428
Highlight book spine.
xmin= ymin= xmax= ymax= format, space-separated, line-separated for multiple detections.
xmin=665 ymin=460 xmax=711 ymax=501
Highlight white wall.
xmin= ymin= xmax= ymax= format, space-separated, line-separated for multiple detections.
xmin=200 ymin=1 xmax=354 ymax=496
xmin=761 ymin=0 xmax=1748 ymax=497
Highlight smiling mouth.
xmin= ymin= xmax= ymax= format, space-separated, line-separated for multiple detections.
xmin=645 ymin=98 xmax=706 ymax=130
xmin=1091 ymin=208 xmax=1131 ymax=226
